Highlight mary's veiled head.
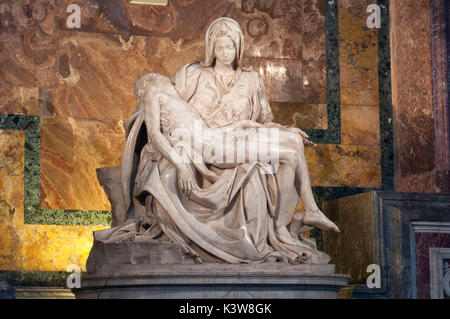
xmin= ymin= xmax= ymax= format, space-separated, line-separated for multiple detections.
xmin=202 ymin=17 xmax=245 ymax=69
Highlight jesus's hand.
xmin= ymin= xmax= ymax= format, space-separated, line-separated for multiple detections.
xmin=286 ymin=127 xmax=316 ymax=146
xmin=176 ymin=164 xmax=197 ymax=198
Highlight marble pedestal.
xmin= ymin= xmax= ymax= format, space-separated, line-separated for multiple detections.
xmin=73 ymin=241 xmax=349 ymax=299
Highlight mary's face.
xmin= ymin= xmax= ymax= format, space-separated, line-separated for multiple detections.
xmin=213 ymin=36 xmax=236 ymax=68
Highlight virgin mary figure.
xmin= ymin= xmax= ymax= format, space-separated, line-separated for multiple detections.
xmin=114 ymin=17 xmax=337 ymax=265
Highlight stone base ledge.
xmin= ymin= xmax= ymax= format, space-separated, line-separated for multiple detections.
xmin=75 ymin=263 xmax=349 ymax=299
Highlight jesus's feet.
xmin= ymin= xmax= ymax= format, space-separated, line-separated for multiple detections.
xmin=303 ymin=206 xmax=340 ymax=233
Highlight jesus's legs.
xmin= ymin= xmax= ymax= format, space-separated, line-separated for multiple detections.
xmin=275 ymin=130 xmax=340 ymax=233
xmin=213 ymin=128 xmax=339 ymax=232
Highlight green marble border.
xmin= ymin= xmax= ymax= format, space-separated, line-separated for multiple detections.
xmin=304 ymin=0 xmax=341 ymax=144
xmin=26 ymin=209 xmax=111 ymax=226
xmin=0 ymin=270 xmax=71 ymax=287
xmin=377 ymin=0 xmax=395 ymax=191
xmin=0 ymin=114 xmax=111 ymax=226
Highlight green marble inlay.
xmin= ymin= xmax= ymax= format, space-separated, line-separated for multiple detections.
xmin=26 ymin=209 xmax=111 ymax=226
xmin=0 ymin=270 xmax=72 ymax=287
xmin=304 ymin=0 xmax=341 ymax=144
xmin=0 ymin=114 xmax=111 ymax=226
xmin=377 ymin=0 xmax=395 ymax=191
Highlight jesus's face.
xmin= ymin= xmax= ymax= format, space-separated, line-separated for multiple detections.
xmin=214 ymin=36 xmax=236 ymax=69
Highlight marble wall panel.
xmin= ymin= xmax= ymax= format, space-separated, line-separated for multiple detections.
xmin=21 ymin=224 xmax=106 ymax=271
xmin=341 ymin=105 xmax=380 ymax=146
xmin=300 ymin=0 xmax=327 ymax=104
xmin=394 ymin=171 xmax=437 ymax=194
xmin=0 ymin=0 xmax=57 ymax=88
xmin=339 ymin=0 xmax=379 ymax=107
xmin=40 ymin=116 xmax=125 ymax=211
xmin=145 ymin=36 xmax=205 ymax=78
xmin=270 ymin=102 xmax=327 ymax=129
xmin=243 ymin=57 xmax=304 ymax=102
xmin=56 ymin=0 xmax=327 ymax=104
xmin=415 ymin=232 xmax=450 ymax=299
xmin=49 ymin=31 xmax=152 ymax=119
xmin=391 ymin=0 xmax=436 ymax=192
xmin=0 ymin=130 xmax=25 ymax=270
xmin=0 ymin=87 xmax=40 ymax=115
xmin=430 ymin=0 xmax=450 ymax=194
xmin=57 ymin=0 xmax=309 ymax=60
xmin=305 ymin=144 xmax=381 ymax=188
xmin=232 ymin=0 xmax=326 ymax=103
xmin=57 ymin=0 xmax=232 ymax=40
xmin=323 ymin=191 xmax=376 ymax=284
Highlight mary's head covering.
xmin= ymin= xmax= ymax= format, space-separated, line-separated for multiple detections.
xmin=202 ymin=17 xmax=245 ymax=69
